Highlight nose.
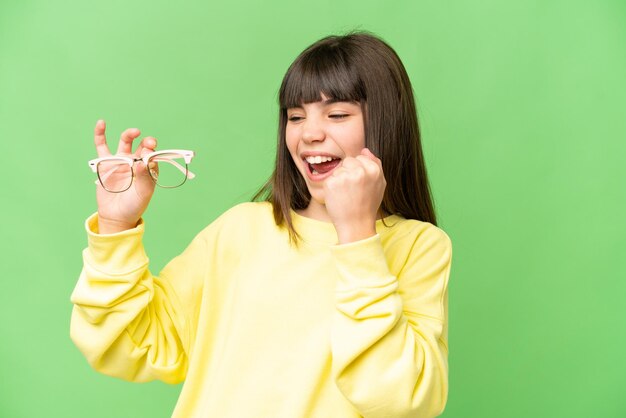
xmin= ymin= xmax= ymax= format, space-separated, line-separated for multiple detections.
xmin=302 ymin=118 xmax=325 ymax=143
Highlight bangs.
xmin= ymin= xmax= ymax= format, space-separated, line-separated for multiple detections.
xmin=279 ymin=44 xmax=366 ymax=109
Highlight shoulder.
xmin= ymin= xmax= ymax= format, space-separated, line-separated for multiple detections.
xmin=195 ymin=201 xmax=276 ymax=241
xmin=381 ymin=216 xmax=452 ymax=266
xmin=224 ymin=202 xmax=272 ymax=217
xmin=217 ymin=201 xmax=273 ymax=221
xmin=383 ymin=216 xmax=451 ymax=250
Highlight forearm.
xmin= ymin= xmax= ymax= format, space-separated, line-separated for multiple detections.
xmin=331 ymin=285 xmax=447 ymax=418
xmin=330 ymin=232 xmax=451 ymax=417
xmin=70 ymin=214 xmax=188 ymax=383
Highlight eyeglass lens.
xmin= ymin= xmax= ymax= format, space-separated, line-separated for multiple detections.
xmin=96 ymin=153 xmax=189 ymax=192
xmin=97 ymin=159 xmax=134 ymax=193
xmin=147 ymin=153 xmax=189 ymax=188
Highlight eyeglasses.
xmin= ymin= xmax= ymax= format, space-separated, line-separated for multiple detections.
xmin=88 ymin=149 xmax=196 ymax=193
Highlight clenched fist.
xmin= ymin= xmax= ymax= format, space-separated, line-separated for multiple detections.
xmin=323 ymin=148 xmax=387 ymax=244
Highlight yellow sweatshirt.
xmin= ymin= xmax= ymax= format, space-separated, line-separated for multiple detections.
xmin=70 ymin=201 xmax=452 ymax=418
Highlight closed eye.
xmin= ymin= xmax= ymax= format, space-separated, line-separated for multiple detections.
xmin=329 ymin=114 xmax=349 ymax=119
xmin=288 ymin=116 xmax=304 ymax=122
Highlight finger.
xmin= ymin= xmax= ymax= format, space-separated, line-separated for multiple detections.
xmin=116 ymin=128 xmax=141 ymax=155
xmin=355 ymin=155 xmax=380 ymax=176
xmin=340 ymin=156 xmax=362 ymax=169
xmin=135 ymin=136 xmax=158 ymax=158
xmin=94 ymin=119 xmax=111 ymax=157
xmin=330 ymin=166 xmax=349 ymax=177
xmin=331 ymin=165 xmax=365 ymax=184
xmin=324 ymin=170 xmax=343 ymax=189
xmin=361 ymin=148 xmax=383 ymax=169
xmin=341 ymin=156 xmax=374 ymax=179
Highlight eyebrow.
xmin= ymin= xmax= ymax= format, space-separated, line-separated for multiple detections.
xmin=288 ymin=99 xmax=359 ymax=109
xmin=322 ymin=98 xmax=358 ymax=105
xmin=322 ymin=98 xmax=341 ymax=105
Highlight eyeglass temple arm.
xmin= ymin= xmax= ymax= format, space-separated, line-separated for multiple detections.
xmin=149 ymin=156 xmax=196 ymax=179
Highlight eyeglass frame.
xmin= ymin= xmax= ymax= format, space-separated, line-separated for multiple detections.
xmin=88 ymin=149 xmax=196 ymax=193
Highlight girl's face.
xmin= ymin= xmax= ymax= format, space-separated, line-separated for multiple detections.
xmin=286 ymin=95 xmax=365 ymax=211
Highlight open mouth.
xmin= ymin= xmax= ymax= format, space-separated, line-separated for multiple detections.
xmin=302 ymin=155 xmax=342 ymax=179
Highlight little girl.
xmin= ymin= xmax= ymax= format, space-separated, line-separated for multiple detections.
xmin=71 ymin=32 xmax=453 ymax=418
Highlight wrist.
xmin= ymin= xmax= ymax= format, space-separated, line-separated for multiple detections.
xmin=97 ymin=214 xmax=139 ymax=234
xmin=334 ymin=222 xmax=377 ymax=244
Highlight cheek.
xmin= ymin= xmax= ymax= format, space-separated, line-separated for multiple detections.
xmin=340 ymin=124 xmax=366 ymax=156
xmin=356 ymin=120 xmax=366 ymax=148
xmin=285 ymin=132 xmax=302 ymax=169
xmin=285 ymin=126 xmax=298 ymax=154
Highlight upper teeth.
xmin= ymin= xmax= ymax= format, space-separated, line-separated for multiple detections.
xmin=305 ymin=156 xmax=335 ymax=164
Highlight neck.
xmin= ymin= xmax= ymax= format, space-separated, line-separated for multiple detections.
xmin=296 ymin=201 xmax=389 ymax=223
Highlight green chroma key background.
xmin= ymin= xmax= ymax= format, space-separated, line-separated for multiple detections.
xmin=0 ymin=1 xmax=624 ymax=417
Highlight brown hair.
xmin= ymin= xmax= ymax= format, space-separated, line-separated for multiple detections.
xmin=253 ymin=31 xmax=437 ymax=243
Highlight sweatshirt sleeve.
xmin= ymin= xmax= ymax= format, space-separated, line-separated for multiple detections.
xmin=70 ymin=213 xmax=209 ymax=384
xmin=329 ymin=225 xmax=452 ymax=418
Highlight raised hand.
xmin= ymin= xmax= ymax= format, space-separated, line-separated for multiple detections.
xmin=323 ymin=148 xmax=387 ymax=244
xmin=93 ymin=120 xmax=158 ymax=234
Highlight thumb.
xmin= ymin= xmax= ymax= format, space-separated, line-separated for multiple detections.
xmin=361 ymin=147 xmax=384 ymax=171
xmin=361 ymin=147 xmax=378 ymax=160
xmin=137 ymin=137 xmax=158 ymax=158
